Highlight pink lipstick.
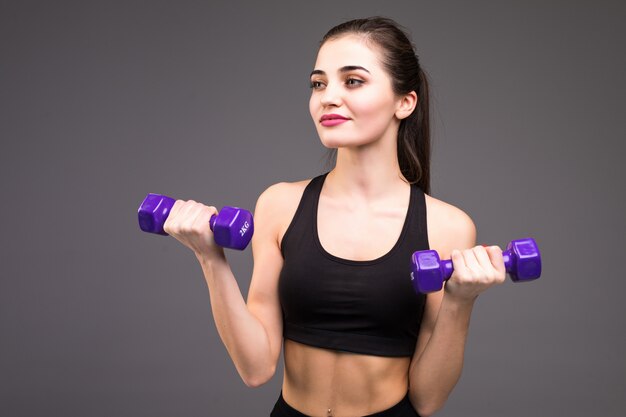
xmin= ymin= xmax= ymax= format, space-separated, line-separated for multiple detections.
xmin=320 ymin=114 xmax=350 ymax=127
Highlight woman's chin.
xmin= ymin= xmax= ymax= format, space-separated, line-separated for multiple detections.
xmin=319 ymin=137 xmax=365 ymax=149
xmin=320 ymin=141 xmax=339 ymax=149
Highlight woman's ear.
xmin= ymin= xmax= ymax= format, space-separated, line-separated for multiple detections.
xmin=395 ymin=91 xmax=418 ymax=120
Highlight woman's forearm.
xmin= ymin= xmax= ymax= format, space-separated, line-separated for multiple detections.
xmin=197 ymin=254 xmax=276 ymax=387
xmin=409 ymin=294 xmax=475 ymax=416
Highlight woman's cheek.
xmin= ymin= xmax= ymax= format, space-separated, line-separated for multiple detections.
xmin=309 ymin=96 xmax=318 ymax=122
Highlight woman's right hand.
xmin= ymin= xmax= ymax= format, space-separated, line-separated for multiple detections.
xmin=163 ymin=200 xmax=225 ymax=261
xmin=444 ymin=245 xmax=506 ymax=302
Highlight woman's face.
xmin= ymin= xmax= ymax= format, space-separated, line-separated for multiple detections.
xmin=309 ymin=34 xmax=403 ymax=149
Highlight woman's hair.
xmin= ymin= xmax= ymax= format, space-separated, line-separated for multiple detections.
xmin=320 ymin=17 xmax=431 ymax=194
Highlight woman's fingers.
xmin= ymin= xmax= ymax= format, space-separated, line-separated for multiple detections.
xmin=163 ymin=200 xmax=218 ymax=242
xmin=191 ymin=205 xmax=217 ymax=233
xmin=448 ymin=245 xmax=506 ymax=297
xmin=470 ymin=246 xmax=497 ymax=282
xmin=485 ymin=245 xmax=506 ymax=284
xmin=163 ymin=200 xmax=184 ymax=235
xmin=178 ymin=200 xmax=201 ymax=234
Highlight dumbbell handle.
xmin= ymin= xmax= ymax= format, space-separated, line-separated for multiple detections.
xmin=137 ymin=194 xmax=219 ymax=236
xmin=435 ymin=250 xmax=517 ymax=281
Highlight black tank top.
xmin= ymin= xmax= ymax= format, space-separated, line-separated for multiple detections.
xmin=278 ymin=173 xmax=429 ymax=357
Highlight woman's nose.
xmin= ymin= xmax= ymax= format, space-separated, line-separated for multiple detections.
xmin=320 ymin=83 xmax=342 ymax=107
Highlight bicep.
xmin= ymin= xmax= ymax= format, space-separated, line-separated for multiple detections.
xmin=245 ymin=186 xmax=286 ymax=364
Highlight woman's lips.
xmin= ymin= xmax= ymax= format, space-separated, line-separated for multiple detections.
xmin=320 ymin=114 xmax=350 ymax=127
xmin=321 ymin=119 xmax=349 ymax=127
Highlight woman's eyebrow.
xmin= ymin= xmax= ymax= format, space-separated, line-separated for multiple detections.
xmin=310 ymin=65 xmax=371 ymax=77
xmin=340 ymin=65 xmax=370 ymax=73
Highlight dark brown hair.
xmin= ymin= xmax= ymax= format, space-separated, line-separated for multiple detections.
xmin=320 ymin=17 xmax=431 ymax=194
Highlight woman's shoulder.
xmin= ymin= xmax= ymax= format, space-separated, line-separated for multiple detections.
xmin=256 ymin=178 xmax=312 ymax=210
xmin=423 ymin=193 xmax=477 ymax=256
xmin=253 ymin=178 xmax=313 ymax=234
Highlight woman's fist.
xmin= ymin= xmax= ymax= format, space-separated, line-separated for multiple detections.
xmin=163 ymin=200 xmax=223 ymax=258
xmin=444 ymin=245 xmax=506 ymax=300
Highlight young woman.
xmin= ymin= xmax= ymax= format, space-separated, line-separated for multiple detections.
xmin=163 ymin=17 xmax=506 ymax=417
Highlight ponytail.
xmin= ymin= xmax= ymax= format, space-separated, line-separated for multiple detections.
xmin=398 ymin=67 xmax=430 ymax=194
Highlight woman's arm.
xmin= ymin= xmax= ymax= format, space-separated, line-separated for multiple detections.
xmin=164 ymin=184 xmax=288 ymax=387
xmin=407 ymin=199 xmax=506 ymax=416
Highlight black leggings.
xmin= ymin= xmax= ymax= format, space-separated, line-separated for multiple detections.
xmin=270 ymin=392 xmax=421 ymax=417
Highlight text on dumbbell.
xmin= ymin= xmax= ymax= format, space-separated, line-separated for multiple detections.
xmin=240 ymin=221 xmax=250 ymax=237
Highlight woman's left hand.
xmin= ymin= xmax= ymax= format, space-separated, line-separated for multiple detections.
xmin=444 ymin=245 xmax=507 ymax=302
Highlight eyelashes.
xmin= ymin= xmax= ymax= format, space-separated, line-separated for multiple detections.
xmin=309 ymin=78 xmax=365 ymax=90
xmin=345 ymin=78 xmax=364 ymax=87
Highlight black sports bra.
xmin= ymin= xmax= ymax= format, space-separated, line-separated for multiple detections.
xmin=278 ymin=173 xmax=430 ymax=357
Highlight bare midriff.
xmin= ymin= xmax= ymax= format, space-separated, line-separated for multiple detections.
xmin=282 ymin=339 xmax=411 ymax=417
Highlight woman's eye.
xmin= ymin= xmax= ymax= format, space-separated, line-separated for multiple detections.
xmin=346 ymin=78 xmax=364 ymax=87
xmin=309 ymin=80 xmax=325 ymax=90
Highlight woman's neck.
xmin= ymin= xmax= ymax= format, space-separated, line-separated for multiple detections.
xmin=325 ymin=139 xmax=407 ymax=202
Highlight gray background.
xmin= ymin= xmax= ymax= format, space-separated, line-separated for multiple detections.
xmin=1 ymin=1 xmax=625 ymax=416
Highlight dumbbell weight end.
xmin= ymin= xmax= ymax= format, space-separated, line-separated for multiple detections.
xmin=138 ymin=194 xmax=176 ymax=235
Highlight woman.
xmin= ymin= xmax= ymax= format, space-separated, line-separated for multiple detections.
xmin=163 ymin=17 xmax=506 ymax=417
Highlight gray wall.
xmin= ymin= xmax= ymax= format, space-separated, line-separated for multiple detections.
xmin=2 ymin=1 xmax=625 ymax=416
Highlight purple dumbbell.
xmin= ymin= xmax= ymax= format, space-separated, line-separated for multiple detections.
xmin=410 ymin=238 xmax=542 ymax=294
xmin=137 ymin=193 xmax=254 ymax=250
